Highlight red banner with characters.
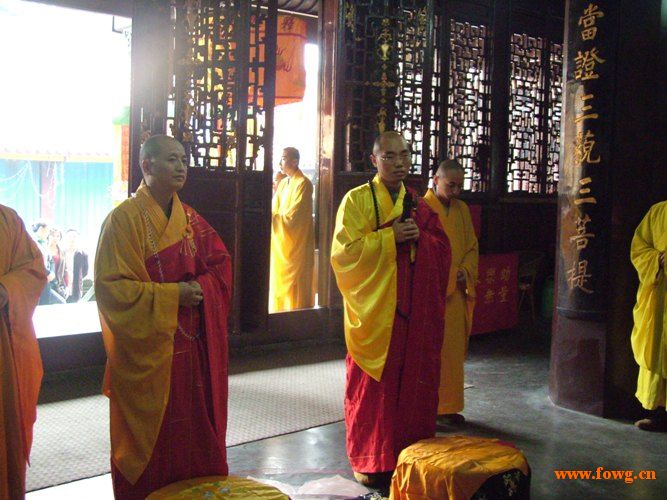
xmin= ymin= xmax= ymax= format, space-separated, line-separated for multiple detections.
xmin=471 ymin=252 xmax=518 ymax=335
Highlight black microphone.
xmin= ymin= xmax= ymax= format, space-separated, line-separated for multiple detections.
xmin=401 ymin=191 xmax=415 ymax=222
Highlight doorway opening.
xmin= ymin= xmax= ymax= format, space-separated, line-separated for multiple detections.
xmin=0 ymin=0 xmax=131 ymax=337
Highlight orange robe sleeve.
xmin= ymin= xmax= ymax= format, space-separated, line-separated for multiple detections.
xmin=94 ymin=203 xmax=180 ymax=484
xmin=0 ymin=205 xmax=47 ymax=478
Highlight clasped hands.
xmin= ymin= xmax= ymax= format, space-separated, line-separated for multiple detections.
xmin=178 ymin=281 xmax=203 ymax=307
xmin=392 ymin=218 xmax=419 ymax=243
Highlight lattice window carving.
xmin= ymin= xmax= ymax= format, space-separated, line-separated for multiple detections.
xmin=546 ymin=42 xmax=562 ymax=194
xmin=169 ymin=0 xmax=274 ymax=171
xmin=343 ymin=0 xmax=433 ymax=174
xmin=507 ymin=33 xmax=546 ymax=193
xmin=245 ymin=9 xmax=269 ymax=171
xmin=429 ymin=15 xmax=442 ymax=176
xmin=394 ymin=5 xmax=430 ymax=174
xmin=446 ymin=19 xmax=492 ymax=192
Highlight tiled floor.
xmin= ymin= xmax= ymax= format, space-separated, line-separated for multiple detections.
xmin=27 ymin=322 xmax=667 ymax=499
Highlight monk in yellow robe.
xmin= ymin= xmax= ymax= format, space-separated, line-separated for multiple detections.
xmin=95 ymin=135 xmax=232 ymax=498
xmin=424 ymin=159 xmax=478 ymax=425
xmin=331 ymin=132 xmax=451 ymax=488
xmin=0 ymin=204 xmax=47 ymax=499
xmin=630 ymin=200 xmax=667 ymax=431
xmin=269 ymin=147 xmax=314 ymax=312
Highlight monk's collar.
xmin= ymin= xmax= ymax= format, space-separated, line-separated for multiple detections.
xmin=434 ymin=189 xmax=452 ymax=208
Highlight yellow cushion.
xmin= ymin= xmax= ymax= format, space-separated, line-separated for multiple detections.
xmin=390 ymin=436 xmax=529 ymax=500
xmin=147 ymin=475 xmax=289 ymax=499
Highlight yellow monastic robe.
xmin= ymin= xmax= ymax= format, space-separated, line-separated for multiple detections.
xmin=331 ymin=175 xmax=406 ymax=381
xmin=630 ymin=201 xmax=667 ymax=410
xmin=0 ymin=204 xmax=47 ymax=499
xmin=95 ymin=185 xmax=183 ymax=484
xmin=269 ymin=169 xmax=314 ymax=312
xmin=424 ymin=190 xmax=478 ymax=414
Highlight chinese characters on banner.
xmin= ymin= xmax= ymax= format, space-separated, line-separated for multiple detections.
xmin=557 ymin=1 xmax=613 ymax=319
xmin=471 ymin=253 xmax=518 ymax=335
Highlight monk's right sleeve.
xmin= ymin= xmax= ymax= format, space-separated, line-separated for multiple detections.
xmin=95 ymin=208 xmax=182 ymax=483
xmin=631 ymin=207 xmax=662 ymax=287
xmin=331 ymin=190 xmax=397 ymax=381
xmin=331 ymin=192 xmax=396 ymax=287
xmin=94 ymin=208 xmax=179 ymax=371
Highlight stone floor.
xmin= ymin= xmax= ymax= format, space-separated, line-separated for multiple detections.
xmin=28 ymin=320 xmax=667 ymax=499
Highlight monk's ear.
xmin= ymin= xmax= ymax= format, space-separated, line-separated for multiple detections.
xmin=140 ymin=158 xmax=152 ymax=177
xmin=369 ymin=153 xmax=378 ymax=169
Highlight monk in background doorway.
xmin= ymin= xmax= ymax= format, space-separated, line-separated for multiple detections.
xmin=269 ymin=147 xmax=315 ymax=312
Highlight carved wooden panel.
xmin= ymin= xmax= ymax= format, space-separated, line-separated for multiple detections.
xmin=547 ymin=41 xmax=563 ymax=194
xmin=446 ymin=19 xmax=492 ymax=191
xmin=177 ymin=171 xmax=237 ymax=253
xmin=342 ymin=0 xmax=434 ymax=175
xmin=506 ymin=31 xmax=563 ymax=194
xmin=507 ymin=33 xmax=546 ymax=194
xmin=170 ymin=0 xmax=276 ymax=172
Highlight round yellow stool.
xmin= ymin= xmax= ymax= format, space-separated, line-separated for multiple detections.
xmin=146 ymin=475 xmax=289 ymax=499
xmin=390 ymin=436 xmax=530 ymax=500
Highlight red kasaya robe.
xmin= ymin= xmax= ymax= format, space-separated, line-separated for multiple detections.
xmin=95 ymin=187 xmax=231 ymax=499
xmin=332 ymin=180 xmax=450 ymax=473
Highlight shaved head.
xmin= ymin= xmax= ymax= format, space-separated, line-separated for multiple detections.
xmin=435 ymin=159 xmax=464 ymax=177
xmin=369 ymin=131 xmax=411 ymax=190
xmin=282 ymin=147 xmax=300 ymax=164
xmin=140 ymin=135 xmax=181 ymax=164
xmin=433 ymin=159 xmax=465 ymax=203
xmin=372 ymin=131 xmax=408 ymax=155
xmin=139 ymin=134 xmax=188 ymax=195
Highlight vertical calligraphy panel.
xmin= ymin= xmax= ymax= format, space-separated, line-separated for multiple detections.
xmin=556 ymin=1 xmax=615 ymax=319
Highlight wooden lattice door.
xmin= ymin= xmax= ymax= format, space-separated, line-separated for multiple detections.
xmin=130 ymin=0 xmax=278 ymax=334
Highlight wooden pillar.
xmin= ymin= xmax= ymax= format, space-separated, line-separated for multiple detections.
xmin=550 ymin=0 xmax=665 ymax=418
xmin=128 ymin=0 xmax=171 ymax=193
xmin=318 ymin=0 xmax=341 ymax=312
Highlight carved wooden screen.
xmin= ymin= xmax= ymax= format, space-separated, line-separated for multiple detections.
xmin=506 ymin=32 xmax=563 ymax=194
xmin=165 ymin=0 xmax=277 ymax=334
xmin=342 ymin=0 xmax=435 ymax=176
xmin=443 ymin=18 xmax=492 ymax=192
xmin=169 ymin=0 xmax=276 ymax=172
xmin=546 ymin=41 xmax=563 ymax=194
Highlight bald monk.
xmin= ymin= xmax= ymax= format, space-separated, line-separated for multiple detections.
xmin=95 ymin=135 xmax=232 ymax=498
xmin=331 ymin=131 xmax=451 ymax=487
xmin=0 ymin=204 xmax=47 ymax=499
xmin=630 ymin=200 xmax=667 ymax=431
xmin=424 ymin=159 xmax=478 ymax=426
xmin=269 ymin=147 xmax=315 ymax=312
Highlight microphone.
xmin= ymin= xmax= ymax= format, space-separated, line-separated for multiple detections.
xmin=401 ymin=191 xmax=415 ymax=222
xmin=401 ymin=191 xmax=417 ymax=263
